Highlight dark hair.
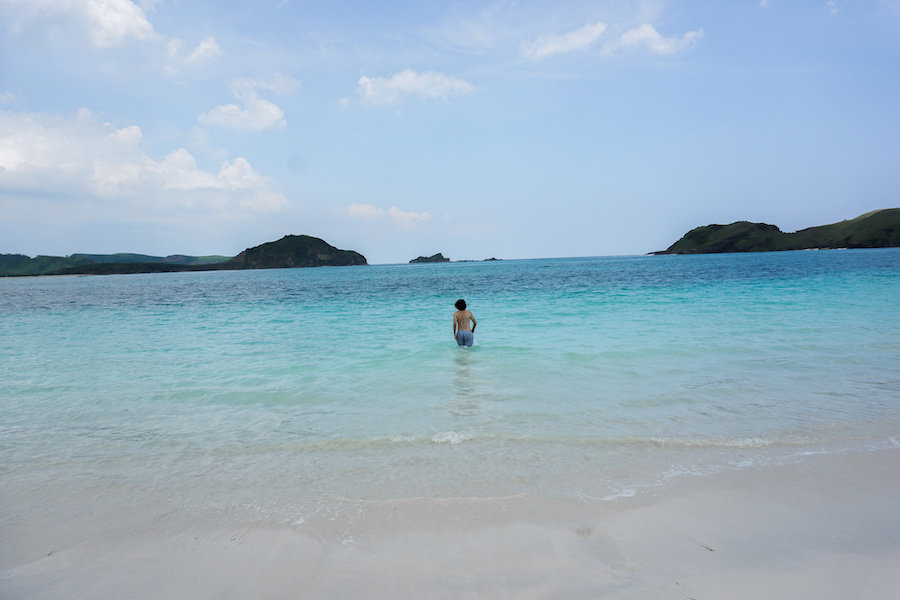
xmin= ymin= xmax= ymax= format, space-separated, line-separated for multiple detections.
xmin=455 ymin=299 xmax=466 ymax=310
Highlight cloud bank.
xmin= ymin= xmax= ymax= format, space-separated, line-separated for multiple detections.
xmin=524 ymin=21 xmax=702 ymax=59
xmin=0 ymin=108 xmax=287 ymax=216
xmin=1 ymin=0 xmax=223 ymax=76
xmin=0 ymin=0 xmax=155 ymax=47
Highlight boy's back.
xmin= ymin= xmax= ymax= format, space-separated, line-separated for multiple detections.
xmin=454 ymin=309 xmax=474 ymax=331
xmin=453 ymin=299 xmax=477 ymax=347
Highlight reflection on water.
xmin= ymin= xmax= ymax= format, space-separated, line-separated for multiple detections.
xmin=451 ymin=347 xmax=480 ymax=416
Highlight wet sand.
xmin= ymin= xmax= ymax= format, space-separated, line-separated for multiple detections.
xmin=3 ymin=447 xmax=899 ymax=599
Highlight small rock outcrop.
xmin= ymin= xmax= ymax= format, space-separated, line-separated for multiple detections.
xmin=410 ymin=253 xmax=450 ymax=263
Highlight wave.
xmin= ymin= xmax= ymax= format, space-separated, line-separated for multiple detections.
xmin=224 ymin=430 xmax=878 ymax=455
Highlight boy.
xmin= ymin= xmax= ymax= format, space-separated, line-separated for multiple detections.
xmin=453 ymin=299 xmax=477 ymax=347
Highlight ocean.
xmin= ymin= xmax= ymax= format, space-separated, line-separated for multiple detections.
xmin=2 ymin=249 xmax=899 ymax=546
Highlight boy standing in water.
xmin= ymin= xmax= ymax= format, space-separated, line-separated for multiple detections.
xmin=453 ymin=299 xmax=477 ymax=347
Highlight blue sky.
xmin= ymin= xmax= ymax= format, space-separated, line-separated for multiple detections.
xmin=1 ymin=0 xmax=898 ymax=263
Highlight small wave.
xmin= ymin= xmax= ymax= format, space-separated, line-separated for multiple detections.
xmin=200 ymin=430 xmax=866 ymax=458
xmin=376 ymin=431 xmax=478 ymax=446
xmin=647 ymin=436 xmax=774 ymax=449
xmin=329 ymin=493 xmax=531 ymax=506
xmin=431 ymin=431 xmax=475 ymax=445
xmin=660 ymin=463 xmax=726 ymax=479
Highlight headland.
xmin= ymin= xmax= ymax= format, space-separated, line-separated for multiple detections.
xmin=655 ymin=208 xmax=900 ymax=254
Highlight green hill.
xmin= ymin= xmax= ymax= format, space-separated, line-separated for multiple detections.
xmin=0 ymin=254 xmax=93 ymax=276
xmin=783 ymin=209 xmax=900 ymax=250
xmin=658 ymin=209 xmax=900 ymax=254
xmin=224 ymin=235 xmax=367 ymax=269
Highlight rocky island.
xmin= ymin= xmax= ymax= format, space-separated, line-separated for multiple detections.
xmin=409 ymin=253 xmax=502 ymax=263
xmin=655 ymin=208 xmax=900 ymax=254
xmin=410 ymin=253 xmax=450 ymax=263
xmin=0 ymin=235 xmax=367 ymax=277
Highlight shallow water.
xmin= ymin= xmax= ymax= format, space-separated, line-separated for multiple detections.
xmin=1 ymin=249 xmax=899 ymax=533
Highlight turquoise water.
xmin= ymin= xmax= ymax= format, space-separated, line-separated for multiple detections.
xmin=2 ymin=249 xmax=899 ymax=530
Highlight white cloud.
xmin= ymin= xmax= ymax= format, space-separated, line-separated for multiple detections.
xmin=523 ymin=21 xmax=701 ymax=61
xmin=347 ymin=203 xmax=431 ymax=226
xmin=200 ymin=97 xmax=285 ymax=131
xmin=165 ymin=36 xmax=223 ymax=75
xmin=354 ymin=69 xmax=474 ymax=106
xmin=347 ymin=203 xmax=385 ymax=219
xmin=388 ymin=206 xmax=431 ymax=226
xmin=0 ymin=91 xmax=15 ymax=105
xmin=1 ymin=0 xmax=225 ymax=76
xmin=3 ymin=0 xmax=155 ymax=47
xmin=187 ymin=36 xmax=221 ymax=63
xmin=199 ymin=75 xmax=298 ymax=131
xmin=602 ymin=24 xmax=703 ymax=56
xmin=85 ymin=0 xmax=154 ymax=46
xmin=0 ymin=108 xmax=287 ymax=215
xmin=524 ymin=21 xmax=608 ymax=60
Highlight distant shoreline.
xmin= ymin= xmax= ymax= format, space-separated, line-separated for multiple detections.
xmin=0 ymin=234 xmax=365 ymax=278
xmin=5 ymin=246 xmax=900 ymax=278
xmin=655 ymin=208 xmax=899 ymax=255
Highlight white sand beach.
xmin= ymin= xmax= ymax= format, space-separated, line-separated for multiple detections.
xmin=3 ymin=447 xmax=898 ymax=600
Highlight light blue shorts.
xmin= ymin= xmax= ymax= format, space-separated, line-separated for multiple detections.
xmin=455 ymin=330 xmax=474 ymax=347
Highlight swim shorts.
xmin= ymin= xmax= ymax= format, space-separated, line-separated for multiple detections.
xmin=455 ymin=331 xmax=474 ymax=347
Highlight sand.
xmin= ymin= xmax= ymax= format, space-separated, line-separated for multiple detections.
xmin=3 ymin=448 xmax=899 ymax=599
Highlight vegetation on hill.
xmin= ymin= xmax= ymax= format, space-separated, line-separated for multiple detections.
xmin=0 ymin=254 xmax=93 ymax=276
xmin=0 ymin=252 xmax=230 ymax=276
xmin=55 ymin=262 xmax=204 ymax=276
xmin=70 ymin=253 xmax=230 ymax=265
xmin=658 ymin=209 xmax=900 ymax=254
xmin=225 ymin=235 xmax=366 ymax=269
xmin=784 ymin=209 xmax=900 ymax=249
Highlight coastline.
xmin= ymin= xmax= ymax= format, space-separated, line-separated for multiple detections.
xmin=4 ymin=447 xmax=898 ymax=599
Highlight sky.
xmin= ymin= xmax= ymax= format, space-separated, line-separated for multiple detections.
xmin=1 ymin=0 xmax=899 ymax=264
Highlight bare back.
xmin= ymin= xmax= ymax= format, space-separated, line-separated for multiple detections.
xmin=453 ymin=309 xmax=475 ymax=332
